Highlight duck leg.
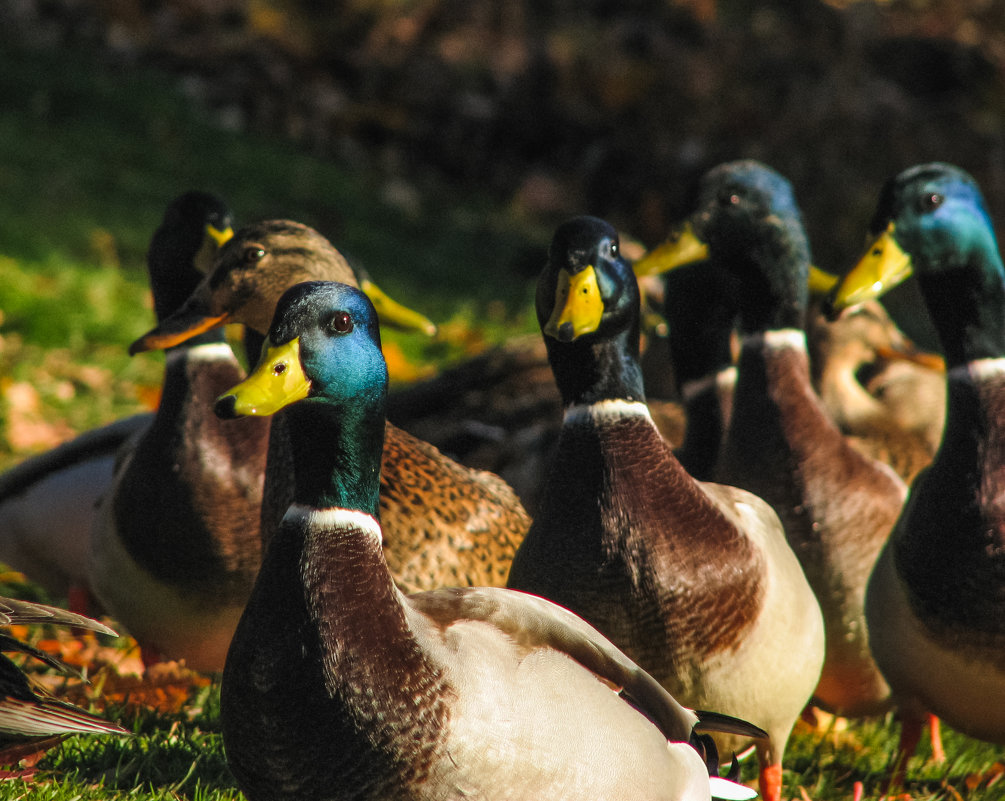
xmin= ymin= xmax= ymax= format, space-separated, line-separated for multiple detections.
xmin=757 ymin=741 xmax=783 ymax=801
xmin=890 ymin=704 xmax=943 ymax=790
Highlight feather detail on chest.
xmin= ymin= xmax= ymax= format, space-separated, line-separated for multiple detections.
xmin=224 ymin=504 xmax=452 ymax=800
xmin=518 ymin=400 xmax=765 ymax=665
xmin=720 ymin=330 xmax=906 ymax=559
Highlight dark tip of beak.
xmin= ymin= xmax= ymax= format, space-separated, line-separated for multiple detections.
xmin=557 ymin=322 xmax=575 ymax=342
xmin=128 ymin=336 xmax=149 ymax=356
xmin=820 ymin=296 xmax=839 ymax=322
xmin=214 ymin=394 xmax=239 ymax=420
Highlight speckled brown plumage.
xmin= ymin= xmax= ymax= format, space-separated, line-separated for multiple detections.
xmin=387 ymin=333 xmax=687 ymax=517
xmin=132 ymin=219 xmax=530 ymax=594
xmin=220 ymin=280 xmax=760 ymax=801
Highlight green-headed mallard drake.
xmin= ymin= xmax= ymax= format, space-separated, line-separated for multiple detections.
xmin=505 ymin=216 xmax=824 ymax=801
xmin=213 ymin=279 xmax=764 ymax=801
xmin=89 ymin=192 xmax=271 ymax=672
xmin=647 ymin=161 xmax=909 ymax=721
xmin=130 ymin=220 xmax=530 ymax=592
xmin=0 ymin=596 xmax=127 ymax=755
xmin=0 ymin=191 xmax=235 ymax=614
xmin=828 ymin=162 xmax=1005 ymax=777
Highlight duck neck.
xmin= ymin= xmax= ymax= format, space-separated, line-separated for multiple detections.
xmin=676 ymin=367 xmax=735 ymax=480
xmin=939 ymin=358 xmax=1005 ymax=470
xmin=917 ymin=260 xmax=1005 ymax=368
xmin=545 ymin=327 xmax=646 ymax=407
xmin=732 ymin=220 xmax=809 ymax=335
xmin=728 ymin=328 xmax=828 ymax=457
xmin=285 ymin=395 xmax=386 ymax=516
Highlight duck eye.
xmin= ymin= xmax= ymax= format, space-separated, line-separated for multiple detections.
xmin=327 ymin=311 xmax=354 ymax=335
xmin=244 ymin=247 xmax=266 ymax=264
xmin=718 ymin=190 xmax=741 ymax=207
xmin=919 ymin=193 xmax=944 ymax=212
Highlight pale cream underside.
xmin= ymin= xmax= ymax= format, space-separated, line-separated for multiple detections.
xmin=867 ymin=539 xmax=1005 ymax=742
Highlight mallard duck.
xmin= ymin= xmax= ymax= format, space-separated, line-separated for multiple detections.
xmin=806 ymin=301 xmax=942 ymax=484
xmin=828 ymin=162 xmax=1005 ymax=778
xmin=87 ymin=192 xmax=271 ymax=672
xmin=0 ymin=596 xmax=127 ymax=754
xmin=658 ymin=262 xmax=740 ymax=481
xmin=646 ymin=161 xmax=909 ymax=721
xmin=505 ymin=216 xmax=824 ymax=801
xmin=0 ymin=191 xmax=235 ymax=614
xmin=213 ymin=279 xmax=764 ymax=801
xmin=130 ymin=220 xmax=530 ymax=592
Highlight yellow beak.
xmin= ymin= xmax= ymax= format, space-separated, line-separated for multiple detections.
xmin=544 ymin=265 xmax=604 ymax=341
xmin=829 ymin=223 xmax=914 ymax=311
xmin=632 ymin=222 xmax=709 ymax=277
xmin=207 ymin=224 xmax=235 ymax=248
xmin=807 ymin=264 xmax=839 ymax=297
xmin=360 ymin=278 xmax=437 ymax=337
xmin=216 ymin=338 xmax=310 ymax=417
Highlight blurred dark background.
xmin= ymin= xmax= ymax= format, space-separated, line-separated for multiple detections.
xmin=4 ymin=0 xmax=1004 ymax=271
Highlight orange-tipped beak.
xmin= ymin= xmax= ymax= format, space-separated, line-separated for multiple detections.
xmin=129 ymin=312 xmax=230 ymax=355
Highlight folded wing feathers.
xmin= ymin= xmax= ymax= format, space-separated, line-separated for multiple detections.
xmin=0 ymin=697 xmax=128 ymax=737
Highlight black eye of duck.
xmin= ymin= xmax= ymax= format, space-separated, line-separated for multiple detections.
xmin=919 ymin=193 xmax=944 ymax=213
xmin=327 ymin=311 xmax=354 ymax=335
xmin=244 ymin=247 xmax=266 ymax=264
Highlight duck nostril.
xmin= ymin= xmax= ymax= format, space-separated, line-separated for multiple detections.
xmin=214 ymin=394 xmax=239 ymax=420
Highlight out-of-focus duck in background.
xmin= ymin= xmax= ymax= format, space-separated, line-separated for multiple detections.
xmin=88 ymin=192 xmax=271 ymax=672
xmin=642 ymin=160 xmax=907 ymax=724
xmin=0 ymin=191 xmax=235 ymax=617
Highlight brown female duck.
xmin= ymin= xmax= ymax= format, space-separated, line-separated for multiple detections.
xmin=131 ymin=220 xmax=530 ymax=592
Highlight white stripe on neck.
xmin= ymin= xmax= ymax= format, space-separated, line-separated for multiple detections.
xmin=738 ymin=328 xmax=806 ymax=353
xmin=563 ymin=399 xmax=652 ymax=426
xmin=282 ymin=504 xmax=383 ymax=544
xmin=167 ymin=341 xmax=235 ymax=364
xmin=949 ymin=357 xmax=1005 ymax=384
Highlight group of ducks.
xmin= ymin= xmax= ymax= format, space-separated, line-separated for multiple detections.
xmin=0 ymin=159 xmax=1000 ymax=801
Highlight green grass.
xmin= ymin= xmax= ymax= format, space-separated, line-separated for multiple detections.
xmin=0 ymin=40 xmax=545 ymax=471
xmin=0 ymin=36 xmax=1003 ymax=801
